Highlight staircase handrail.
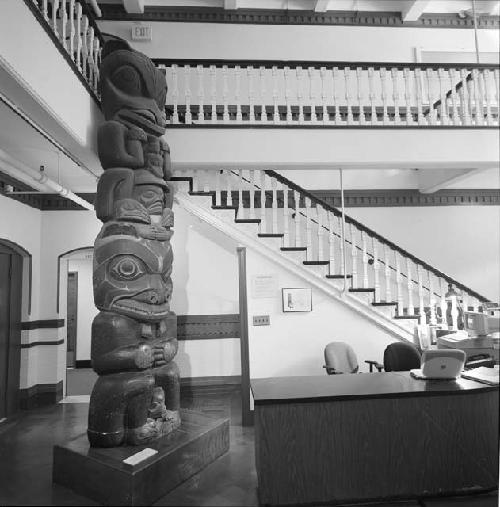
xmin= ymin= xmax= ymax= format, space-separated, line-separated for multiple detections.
xmin=265 ymin=169 xmax=490 ymax=303
xmin=154 ymin=58 xmax=499 ymax=72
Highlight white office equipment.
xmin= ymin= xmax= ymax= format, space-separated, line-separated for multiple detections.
xmin=410 ymin=349 xmax=466 ymax=380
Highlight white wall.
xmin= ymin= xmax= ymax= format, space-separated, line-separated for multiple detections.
xmin=98 ymin=21 xmax=499 ymax=62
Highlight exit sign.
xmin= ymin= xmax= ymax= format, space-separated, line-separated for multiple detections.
xmin=131 ymin=25 xmax=152 ymax=41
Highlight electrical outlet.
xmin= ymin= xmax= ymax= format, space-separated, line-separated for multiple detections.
xmin=252 ymin=315 xmax=270 ymax=326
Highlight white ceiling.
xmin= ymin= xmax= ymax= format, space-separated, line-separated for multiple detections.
xmin=93 ymin=0 xmax=500 ymax=17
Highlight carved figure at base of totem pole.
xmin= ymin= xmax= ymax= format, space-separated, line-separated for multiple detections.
xmin=87 ymin=39 xmax=180 ymax=448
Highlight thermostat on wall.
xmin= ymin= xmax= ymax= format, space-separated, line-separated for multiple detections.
xmin=131 ymin=24 xmax=152 ymax=41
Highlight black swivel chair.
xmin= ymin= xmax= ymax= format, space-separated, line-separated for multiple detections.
xmin=366 ymin=341 xmax=421 ymax=372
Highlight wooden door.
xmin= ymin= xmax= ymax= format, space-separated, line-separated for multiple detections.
xmin=66 ymin=272 xmax=78 ymax=368
xmin=0 ymin=245 xmax=22 ymax=419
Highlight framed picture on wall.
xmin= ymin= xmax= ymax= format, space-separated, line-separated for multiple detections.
xmin=282 ymin=288 xmax=312 ymax=313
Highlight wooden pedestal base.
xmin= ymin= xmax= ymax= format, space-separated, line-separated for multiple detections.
xmin=53 ymin=410 xmax=230 ymax=506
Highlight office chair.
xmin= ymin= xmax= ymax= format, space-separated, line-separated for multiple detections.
xmin=382 ymin=342 xmax=421 ymax=372
xmin=324 ymin=342 xmax=384 ymax=375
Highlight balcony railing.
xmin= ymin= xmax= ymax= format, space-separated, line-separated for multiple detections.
xmin=156 ymin=59 xmax=500 ymax=128
xmin=26 ymin=0 xmax=103 ymax=100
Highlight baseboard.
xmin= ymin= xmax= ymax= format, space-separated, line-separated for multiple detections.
xmin=180 ymin=375 xmax=241 ymax=388
xmin=19 ymin=381 xmax=63 ymax=410
xmin=75 ymin=360 xmax=92 ymax=369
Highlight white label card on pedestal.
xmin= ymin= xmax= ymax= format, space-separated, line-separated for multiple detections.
xmin=251 ymin=275 xmax=278 ymax=299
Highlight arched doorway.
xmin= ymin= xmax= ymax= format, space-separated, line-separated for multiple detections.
xmin=0 ymin=241 xmax=25 ymax=419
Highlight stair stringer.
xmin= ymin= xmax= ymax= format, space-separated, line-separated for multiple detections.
xmin=174 ymin=190 xmax=414 ymax=343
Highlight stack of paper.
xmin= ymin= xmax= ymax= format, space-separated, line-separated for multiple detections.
xmin=461 ymin=366 xmax=499 ymax=385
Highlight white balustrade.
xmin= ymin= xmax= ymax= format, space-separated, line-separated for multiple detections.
xmin=428 ymin=272 xmax=437 ymax=326
xmin=197 ymin=65 xmax=205 ymax=123
xmin=426 ymin=68 xmax=437 ymax=126
xmin=439 ymin=279 xmax=447 ymax=328
xmin=52 ymin=0 xmax=60 ymax=38
xmin=215 ymin=170 xmax=221 ymax=206
xmin=184 ymin=65 xmax=192 ymax=124
xmin=284 ymin=67 xmax=293 ymax=124
xmin=210 ymin=65 xmax=217 ymax=123
xmin=260 ymin=172 xmax=266 ymax=233
xmin=235 ymin=66 xmax=242 ymax=123
xmin=380 ymin=67 xmax=389 ymax=125
xmin=317 ymin=206 xmax=324 ymax=261
xmin=368 ymin=67 xmax=377 ymax=125
xmin=237 ymin=169 xmax=244 ymax=218
xmin=345 ymin=67 xmax=354 ymax=125
xmin=438 ymin=68 xmax=449 ymax=126
xmin=328 ymin=212 xmax=335 ymax=275
xmin=293 ymin=190 xmax=301 ymax=247
xmin=247 ymin=66 xmax=255 ymax=123
xmin=305 ymin=198 xmax=312 ymax=261
xmin=309 ymin=67 xmax=318 ymax=123
xmin=483 ymin=69 xmax=493 ymax=126
xmin=260 ymin=66 xmax=267 ymax=123
xmin=395 ymin=252 xmax=403 ymax=316
xmin=356 ymin=67 xmax=366 ymax=125
xmin=272 ymin=66 xmax=280 ymax=124
xmin=406 ymin=258 xmax=414 ymax=316
xmin=350 ymin=224 xmax=358 ymax=287
xmin=459 ymin=69 xmax=471 ymax=125
xmin=61 ymin=0 xmax=68 ymax=50
xmin=361 ymin=231 xmax=369 ymax=288
xmin=75 ymin=3 xmax=82 ymax=70
xmin=415 ymin=68 xmax=425 ymax=125
xmin=384 ymin=244 xmax=391 ymax=302
xmin=226 ymin=169 xmax=233 ymax=207
xmin=372 ymin=237 xmax=380 ymax=302
xmin=417 ymin=265 xmax=426 ymax=324
xmin=448 ymin=68 xmax=460 ymax=125
xmin=391 ymin=68 xmax=401 ymax=125
xmin=248 ymin=170 xmax=256 ymax=218
xmin=87 ymin=27 xmax=95 ymax=85
xmin=471 ymin=69 xmax=482 ymax=125
xmin=297 ymin=67 xmax=305 ymax=124
xmin=283 ymin=184 xmax=290 ymax=247
xmin=81 ymin=15 xmax=89 ymax=79
xmin=332 ymin=67 xmax=341 ymax=125
xmin=403 ymin=68 xmax=413 ymax=125
xmin=271 ymin=178 xmax=278 ymax=234
xmin=68 ymin=0 xmax=75 ymax=57
xmin=42 ymin=0 xmax=49 ymax=20
xmin=222 ymin=65 xmax=230 ymax=122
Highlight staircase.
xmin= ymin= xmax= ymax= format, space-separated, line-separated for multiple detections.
xmin=171 ymin=169 xmax=491 ymax=343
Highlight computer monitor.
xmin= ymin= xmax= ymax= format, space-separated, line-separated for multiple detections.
xmin=464 ymin=311 xmax=500 ymax=337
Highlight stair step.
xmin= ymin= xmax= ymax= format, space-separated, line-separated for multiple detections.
xmin=326 ymin=274 xmax=352 ymax=279
xmin=281 ymin=247 xmax=307 ymax=252
xmin=189 ymin=191 xmax=214 ymax=196
xmin=212 ymin=205 xmax=237 ymax=210
xmin=349 ymin=288 xmax=375 ymax=293
xmin=235 ymin=218 xmax=261 ymax=224
xmin=258 ymin=233 xmax=284 ymax=238
xmin=394 ymin=315 xmax=420 ymax=320
xmin=372 ymin=301 xmax=398 ymax=306
xmin=303 ymin=261 xmax=329 ymax=266
xmin=170 ymin=176 xmax=192 ymax=182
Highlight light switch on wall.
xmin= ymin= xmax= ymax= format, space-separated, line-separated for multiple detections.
xmin=253 ymin=315 xmax=270 ymax=326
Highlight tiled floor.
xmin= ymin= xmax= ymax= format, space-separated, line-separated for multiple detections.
xmin=0 ymin=381 xmax=498 ymax=506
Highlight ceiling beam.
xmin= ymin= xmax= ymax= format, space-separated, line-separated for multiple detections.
xmin=418 ymin=168 xmax=481 ymax=194
xmin=123 ymin=0 xmax=145 ymax=14
xmin=401 ymin=0 xmax=430 ymax=22
xmin=224 ymin=0 xmax=239 ymax=10
xmin=314 ymin=0 xmax=331 ymax=13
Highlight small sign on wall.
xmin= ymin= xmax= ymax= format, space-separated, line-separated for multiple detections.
xmin=251 ymin=274 xmax=278 ymax=299
xmin=131 ymin=24 xmax=152 ymax=41
xmin=282 ymin=288 xmax=312 ymax=312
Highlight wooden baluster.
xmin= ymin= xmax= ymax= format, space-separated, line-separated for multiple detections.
xmin=60 ymin=0 xmax=68 ymax=50
xmin=361 ymin=231 xmax=369 ymax=288
xmin=391 ymin=68 xmax=401 ymax=125
xmin=332 ymin=67 xmax=341 ymax=125
xmin=271 ymin=178 xmax=278 ymax=234
xmin=183 ymin=65 xmax=192 ymax=124
xmin=305 ymin=198 xmax=312 ymax=261
xmin=356 ymin=67 xmax=366 ymax=125
xmin=260 ymin=66 xmax=267 ymax=123
xmin=260 ymin=172 xmax=267 ymax=233
xmin=368 ymin=67 xmax=377 ymax=125
xmin=317 ymin=206 xmax=324 ymax=261
xmin=237 ymin=169 xmax=244 ymax=218
xmin=171 ymin=65 xmax=179 ymax=124
xmin=297 ymin=67 xmax=305 ymax=124
xmin=52 ymin=0 xmax=60 ymax=38
xmin=68 ymin=0 xmax=75 ymax=57
xmin=284 ymin=66 xmax=292 ymax=124
xmin=235 ymin=65 xmax=242 ymax=123
xmin=395 ymin=252 xmax=403 ymax=316
xmin=75 ymin=3 xmax=83 ymax=70
xmin=283 ymin=184 xmax=289 ymax=247
xmin=42 ymin=0 xmax=49 ymax=20
xmin=481 ymin=69 xmax=493 ymax=126
xmin=210 ymin=65 xmax=217 ymax=123
xmin=87 ymin=26 xmax=95 ymax=85
xmin=494 ymin=69 xmax=500 ymax=125
xmin=215 ymin=170 xmax=221 ymax=206
xmin=328 ymin=212 xmax=335 ymax=275
xmin=462 ymin=292 xmax=469 ymax=314
xmin=439 ymin=279 xmax=447 ymax=328
xmin=294 ymin=190 xmax=301 ymax=247
xmin=81 ymin=15 xmax=89 ymax=79
xmin=417 ymin=265 xmax=426 ymax=324
xmin=380 ymin=67 xmax=389 ymax=125
xmin=415 ymin=68 xmax=425 ymax=125
xmin=350 ymin=224 xmax=358 ymax=288
xmin=372 ymin=237 xmax=380 ymax=302
xmin=476 ymin=68 xmax=486 ymax=126
xmin=202 ymin=169 xmax=210 ymax=193
xmin=383 ymin=244 xmax=391 ymax=302
xmin=248 ymin=170 xmax=255 ymax=219
xmin=93 ymin=38 xmax=100 ymax=92
xmin=345 ymin=67 xmax=354 ymax=125
xmin=450 ymin=293 xmax=459 ymax=330
xmin=448 ymin=68 xmax=460 ymax=125
xmin=437 ymin=68 xmax=449 ymax=125
xmin=472 ymin=69 xmax=484 ymax=126
xmin=272 ymin=66 xmax=280 ymax=124
xmin=222 ymin=65 xmax=229 ymax=122
xmin=226 ymin=169 xmax=233 ymax=208
xmin=425 ymin=68 xmax=436 ymax=126
xmin=406 ymin=258 xmax=414 ymax=316
xmin=247 ymin=66 xmax=255 ymax=123
xmin=428 ymin=272 xmax=437 ymax=326
xmin=320 ymin=67 xmax=329 ymax=124
xmin=403 ymin=68 xmax=413 ymax=125
xmin=309 ymin=67 xmax=318 ymax=123
xmin=197 ymin=65 xmax=204 ymax=123
xmin=458 ymin=69 xmax=470 ymax=125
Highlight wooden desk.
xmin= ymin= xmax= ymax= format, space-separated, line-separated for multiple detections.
xmin=251 ymin=372 xmax=499 ymax=506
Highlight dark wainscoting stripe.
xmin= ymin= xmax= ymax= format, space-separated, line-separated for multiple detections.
xmin=21 ymin=319 xmax=65 ymax=330
xmin=310 ymin=189 xmax=500 ymax=207
xmin=19 ymin=381 xmax=63 ymax=410
xmin=75 ymin=360 xmax=92 ymax=369
xmin=99 ymin=5 xmax=499 ymax=29
xmin=21 ymin=339 xmax=64 ymax=349
xmin=177 ymin=314 xmax=240 ymax=340
xmin=180 ymin=375 xmax=241 ymax=388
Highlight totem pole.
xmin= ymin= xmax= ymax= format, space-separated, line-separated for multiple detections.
xmin=87 ymin=40 xmax=180 ymax=448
